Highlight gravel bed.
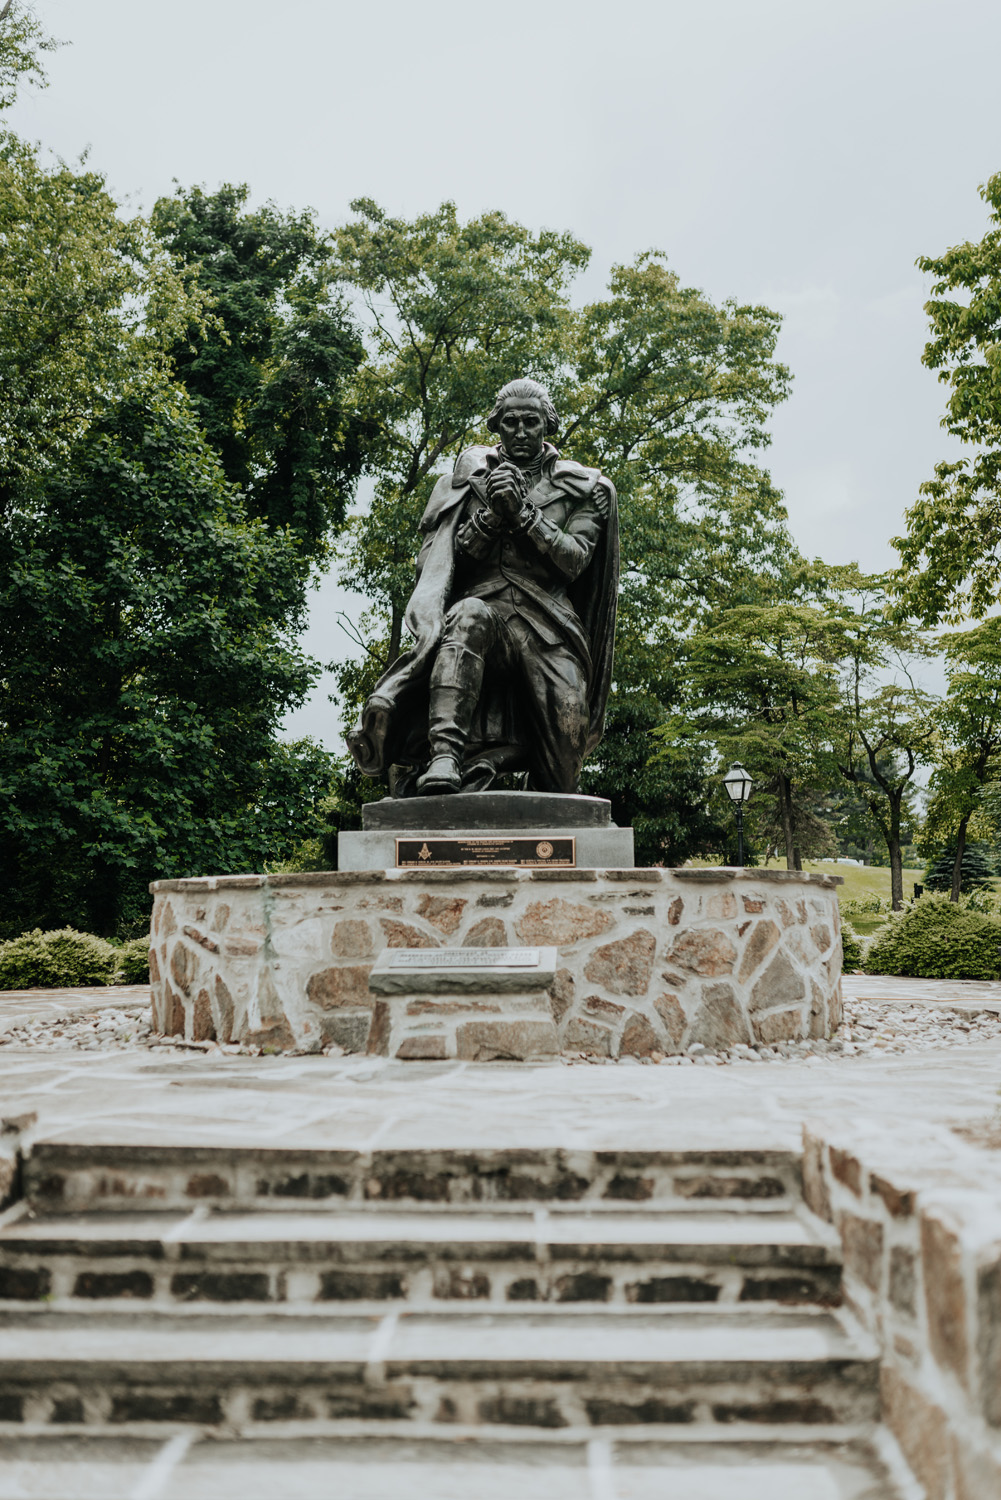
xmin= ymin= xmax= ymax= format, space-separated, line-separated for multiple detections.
xmin=0 ymin=1005 xmax=343 ymax=1057
xmin=2 ymin=994 xmax=1001 ymax=1063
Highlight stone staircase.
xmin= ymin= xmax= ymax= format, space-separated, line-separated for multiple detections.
xmin=0 ymin=1142 xmax=914 ymax=1497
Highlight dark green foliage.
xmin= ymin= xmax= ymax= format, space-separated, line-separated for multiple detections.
xmin=150 ymin=183 xmax=366 ymax=555
xmin=864 ymin=896 xmax=1001 ymax=980
xmin=0 ymin=390 xmax=335 ymax=936
xmin=0 ymin=928 xmax=118 ymax=989
xmin=840 ymin=921 xmax=864 ymax=973
xmin=115 ymin=936 xmax=150 ymax=984
xmin=580 ymin=693 xmax=727 ymax=865
xmin=894 ymin=174 xmax=1001 ymax=623
xmin=310 ymin=759 xmax=392 ymax=870
xmin=924 ymin=842 xmax=997 ymax=893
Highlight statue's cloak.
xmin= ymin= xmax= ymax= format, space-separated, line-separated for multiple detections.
xmin=346 ymin=443 xmax=619 ymax=782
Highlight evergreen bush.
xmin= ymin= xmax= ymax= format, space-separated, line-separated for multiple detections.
xmin=0 ymin=928 xmax=119 ymax=990
xmin=840 ymin=921 xmax=864 ymax=971
xmin=924 ymin=842 xmax=997 ymax=893
xmin=864 ymin=895 xmax=1001 ymax=980
xmin=114 ymin=937 xmax=150 ymax=984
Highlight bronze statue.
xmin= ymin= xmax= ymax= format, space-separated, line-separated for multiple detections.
xmin=346 ymin=378 xmax=618 ymax=797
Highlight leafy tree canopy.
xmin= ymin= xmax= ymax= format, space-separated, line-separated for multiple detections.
xmin=0 ymin=389 xmax=332 ymax=937
xmin=894 ymin=173 xmax=1001 ymax=623
xmin=327 ymin=209 xmax=795 ymax=851
xmin=921 ymin=619 xmax=1001 ymax=898
xmin=0 ymin=134 xmax=207 ymax=511
xmin=331 ymin=198 xmax=589 ymax=659
xmin=0 ymin=0 xmax=54 ymax=112
xmin=150 ymin=183 xmax=367 ymax=559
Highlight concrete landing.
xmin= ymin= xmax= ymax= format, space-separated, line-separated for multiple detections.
xmin=0 ymin=1433 xmax=908 ymax=1499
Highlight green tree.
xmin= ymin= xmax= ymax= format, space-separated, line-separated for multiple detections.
xmin=828 ymin=769 xmax=905 ymax=865
xmin=0 ymin=390 xmax=333 ymax=937
xmin=561 ymin=253 xmax=796 ymax=852
xmin=562 ymin=251 xmax=792 ymax=626
xmin=581 ymin=694 xmax=728 ymax=866
xmin=150 ymin=183 xmax=367 ymax=558
xmin=922 ymin=619 xmax=1001 ymax=899
xmin=0 ymin=137 xmax=202 ymax=513
xmin=0 ymin=30 xmax=341 ymax=934
xmin=671 ymin=596 xmax=847 ymax=869
xmin=836 ymin=610 xmax=936 ymax=908
xmin=0 ymin=0 xmax=54 ymax=112
xmin=894 ymin=173 xmax=1001 ymax=623
xmin=328 ymin=218 xmax=795 ymax=846
xmin=923 ymin=843 xmax=997 ymax=895
xmin=332 ymin=199 xmax=589 ymax=665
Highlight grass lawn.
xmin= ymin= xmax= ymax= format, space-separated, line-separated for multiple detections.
xmin=758 ymin=860 xmax=924 ymax=906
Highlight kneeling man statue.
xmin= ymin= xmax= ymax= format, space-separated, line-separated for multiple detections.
xmin=347 ymin=378 xmax=618 ymax=797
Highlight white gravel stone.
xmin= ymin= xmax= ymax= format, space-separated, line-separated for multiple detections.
xmin=3 ymin=987 xmax=1001 ymax=1064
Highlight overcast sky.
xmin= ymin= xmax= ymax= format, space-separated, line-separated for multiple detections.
xmin=10 ymin=0 xmax=1001 ymax=745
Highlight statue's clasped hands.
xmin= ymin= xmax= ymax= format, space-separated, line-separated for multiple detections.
xmin=485 ymin=462 xmax=527 ymax=524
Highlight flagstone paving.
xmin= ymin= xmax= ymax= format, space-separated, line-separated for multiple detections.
xmin=1 ymin=1017 xmax=1000 ymax=1156
xmin=0 ymin=985 xmax=148 ymax=1033
xmin=1 ymin=975 xmax=999 ymax=1497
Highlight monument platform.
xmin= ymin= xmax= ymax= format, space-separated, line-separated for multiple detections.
xmin=147 ymin=866 xmax=843 ymax=1058
xmin=338 ymin=792 xmax=635 ymax=870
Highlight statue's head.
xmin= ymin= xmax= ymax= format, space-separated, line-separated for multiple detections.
xmin=487 ymin=378 xmax=558 ymax=464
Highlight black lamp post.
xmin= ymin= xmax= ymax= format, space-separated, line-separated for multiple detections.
xmin=722 ymin=762 xmax=753 ymax=867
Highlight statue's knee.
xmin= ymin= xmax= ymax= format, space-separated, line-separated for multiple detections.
xmin=444 ymin=597 xmax=494 ymax=647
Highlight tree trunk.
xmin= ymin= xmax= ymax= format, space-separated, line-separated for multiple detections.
xmin=792 ymin=846 xmax=803 ymax=871
xmin=777 ymin=773 xmax=796 ymax=870
xmin=950 ymin=815 xmax=970 ymax=904
xmin=385 ymin=605 xmax=403 ymax=671
xmin=887 ymin=792 xmax=904 ymax=910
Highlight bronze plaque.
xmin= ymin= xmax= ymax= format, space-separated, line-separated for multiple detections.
xmin=395 ymin=836 xmax=576 ymax=868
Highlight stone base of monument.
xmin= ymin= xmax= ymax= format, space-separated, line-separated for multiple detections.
xmin=338 ymin=791 xmax=634 ymax=871
xmin=148 ymin=867 xmax=843 ymax=1058
xmin=366 ymin=945 xmax=560 ymax=1060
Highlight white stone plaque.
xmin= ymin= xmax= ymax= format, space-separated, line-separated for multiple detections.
xmin=389 ymin=947 xmax=541 ymax=969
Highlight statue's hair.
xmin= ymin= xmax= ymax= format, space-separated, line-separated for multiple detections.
xmin=486 ymin=378 xmax=559 ymax=437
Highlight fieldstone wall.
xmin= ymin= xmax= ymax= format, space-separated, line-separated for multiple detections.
xmin=803 ymin=1119 xmax=1001 ymax=1497
xmin=148 ymin=867 xmax=842 ymax=1058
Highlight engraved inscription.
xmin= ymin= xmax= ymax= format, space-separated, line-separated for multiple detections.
xmin=389 ymin=947 xmax=541 ymax=969
xmin=396 ymin=836 xmax=575 ymax=868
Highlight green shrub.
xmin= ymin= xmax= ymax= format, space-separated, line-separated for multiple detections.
xmin=864 ymin=895 xmax=1001 ymax=980
xmin=114 ymin=936 xmax=150 ymax=984
xmin=841 ymin=894 xmax=891 ymax=918
xmin=964 ymin=885 xmax=999 ymax=915
xmin=0 ymin=928 xmax=119 ymax=990
xmin=924 ymin=842 xmax=997 ymax=893
xmin=840 ymin=921 xmax=864 ymax=972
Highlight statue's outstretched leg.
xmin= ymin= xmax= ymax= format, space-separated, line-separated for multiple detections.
xmin=417 ymin=642 xmax=486 ymax=795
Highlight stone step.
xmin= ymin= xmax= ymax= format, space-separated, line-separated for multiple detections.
xmin=0 ymin=1306 xmax=880 ymax=1431
xmin=23 ymin=1142 xmax=803 ymax=1214
xmin=0 ymin=1431 xmax=910 ymax=1498
xmin=0 ymin=1206 xmax=841 ymax=1308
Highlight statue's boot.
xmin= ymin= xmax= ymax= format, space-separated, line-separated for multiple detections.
xmin=417 ymin=644 xmax=485 ymax=795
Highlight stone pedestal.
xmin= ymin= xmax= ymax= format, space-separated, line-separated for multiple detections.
xmin=148 ymin=867 xmax=843 ymax=1057
xmin=367 ymin=945 xmax=560 ymax=1061
xmin=339 ymin=792 xmax=634 ymax=871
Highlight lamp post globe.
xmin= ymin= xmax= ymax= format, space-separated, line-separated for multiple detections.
xmin=722 ymin=763 xmax=753 ymax=866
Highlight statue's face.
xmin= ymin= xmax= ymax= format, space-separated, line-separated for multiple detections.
xmin=497 ymin=401 xmax=547 ymax=465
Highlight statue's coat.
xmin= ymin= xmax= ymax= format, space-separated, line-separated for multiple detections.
xmin=346 ymin=443 xmax=619 ymax=784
